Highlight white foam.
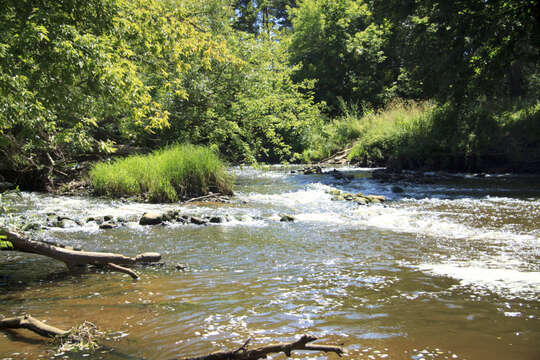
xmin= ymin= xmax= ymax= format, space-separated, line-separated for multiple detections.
xmin=419 ymin=263 xmax=540 ymax=299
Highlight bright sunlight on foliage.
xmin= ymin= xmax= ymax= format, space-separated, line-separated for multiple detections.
xmin=89 ymin=145 xmax=233 ymax=203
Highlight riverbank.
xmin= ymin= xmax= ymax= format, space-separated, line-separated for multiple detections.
xmin=304 ymin=99 xmax=540 ymax=174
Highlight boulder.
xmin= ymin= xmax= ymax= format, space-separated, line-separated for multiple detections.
xmin=139 ymin=212 xmax=163 ymax=225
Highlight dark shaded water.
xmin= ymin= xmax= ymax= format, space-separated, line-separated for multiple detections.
xmin=1 ymin=167 xmax=539 ymax=359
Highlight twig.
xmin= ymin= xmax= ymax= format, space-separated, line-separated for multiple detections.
xmin=185 ymin=193 xmax=222 ymax=203
xmin=107 ymin=262 xmax=140 ymax=280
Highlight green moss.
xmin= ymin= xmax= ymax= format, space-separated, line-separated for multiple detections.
xmin=89 ymin=144 xmax=233 ymax=202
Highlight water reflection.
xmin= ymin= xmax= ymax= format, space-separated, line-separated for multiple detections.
xmin=1 ymin=167 xmax=539 ymax=359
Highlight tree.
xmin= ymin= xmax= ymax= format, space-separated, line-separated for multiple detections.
xmin=0 ymin=0 xmax=232 ymax=188
xmin=288 ymin=0 xmax=398 ymax=112
xmin=370 ymin=0 xmax=540 ymax=102
xmin=233 ymin=0 xmax=297 ymax=34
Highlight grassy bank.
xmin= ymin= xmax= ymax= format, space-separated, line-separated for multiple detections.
xmin=304 ymin=99 xmax=540 ymax=172
xmin=89 ymin=145 xmax=233 ymax=202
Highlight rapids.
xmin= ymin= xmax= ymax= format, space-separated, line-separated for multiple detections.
xmin=1 ymin=166 xmax=539 ymax=359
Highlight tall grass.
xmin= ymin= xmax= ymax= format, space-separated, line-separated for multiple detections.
xmin=306 ymin=98 xmax=540 ymax=172
xmin=301 ymin=100 xmax=368 ymax=162
xmin=347 ymin=100 xmax=435 ymax=167
xmin=89 ymin=144 xmax=233 ymax=202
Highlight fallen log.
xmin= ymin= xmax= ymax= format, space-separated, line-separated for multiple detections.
xmin=174 ymin=334 xmax=345 ymax=360
xmin=0 ymin=228 xmax=160 ymax=278
xmin=0 ymin=314 xmax=68 ymax=338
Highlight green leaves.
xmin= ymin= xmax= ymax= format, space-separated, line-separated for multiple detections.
xmin=288 ymin=0 xmax=396 ymax=112
xmin=0 ymin=235 xmax=13 ymax=250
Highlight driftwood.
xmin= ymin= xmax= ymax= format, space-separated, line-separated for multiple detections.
xmin=0 ymin=229 xmax=160 ymax=278
xmin=0 ymin=314 xmax=68 ymax=338
xmin=174 ymin=335 xmax=345 ymax=360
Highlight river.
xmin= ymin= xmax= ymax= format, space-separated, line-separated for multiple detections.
xmin=1 ymin=166 xmax=539 ymax=359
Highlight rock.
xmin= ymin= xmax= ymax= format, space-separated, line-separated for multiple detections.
xmin=331 ymin=195 xmax=345 ymax=201
xmin=365 ymin=195 xmax=386 ymax=203
xmin=0 ymin=181 xmax=16 ymax=192
xmin=391 ymin=186 xmax=404 ymax=193
xmin=99 ymin=222 xmax=117 ymax=229
xmin=52 ymin=218 xmax=79 ymax=228
xmin=189 ymin=216 xmax=207 ymax=225
xmin=302 ymin=165 xmax=323 ymax=174
xmin=280 ymin=214 xmax=295 ymax=222
xmin=22 ymin=223 xmax=41 ymax=231
xmin=328 ymin=189 xmax=341 ymax=196
xmin=175 ymin=263 xmax=187 ymax=271
xmin=328 ymin=169 xmax=352 ymax=181
xmin=176 ymin=217 xmax=186 ymax=224
xmin=162 ymin=210 xmax=179 ymax=222
xmin=103 ymin=215 xmax=114 ymax=222
xmin=354 ymin=197 xmax=369 ymax=205
xmin=86 ymin=216 xmax=103 ymax=224
xmin=139 ymin=212 xmax=163 ymax=225
xmin=208 ymin=216 xmax=224 ymax=223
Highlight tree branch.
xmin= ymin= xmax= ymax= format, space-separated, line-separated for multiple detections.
xmin=0 ymin=229 xmax=160 ymax=272
xmin=0 ymin=314 xmax=68 ymax=338
xmin=173 ymin=334 xmax=345 ymax=360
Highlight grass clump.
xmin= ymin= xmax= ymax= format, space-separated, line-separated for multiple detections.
xmin=89 ymin=144 xmax=233 ymax=202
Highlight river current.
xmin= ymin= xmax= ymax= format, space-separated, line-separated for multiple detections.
xmin=1 ymin=166 xmax=539 ymax=359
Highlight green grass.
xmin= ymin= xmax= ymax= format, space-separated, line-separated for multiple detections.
xmin=305 ymin=98 xmax=540 ymax=172
xmin=347 ymin=100 xmax=435 ymax=167
xmin=89 ymin=144 xmax=233 ymax=202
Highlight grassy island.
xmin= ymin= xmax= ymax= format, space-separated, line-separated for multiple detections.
xmin=89 ymin=145 xmax=233 ymax=203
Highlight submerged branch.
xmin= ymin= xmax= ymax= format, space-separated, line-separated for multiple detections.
xmin=174 ymin=334 xmax=345 ymax=360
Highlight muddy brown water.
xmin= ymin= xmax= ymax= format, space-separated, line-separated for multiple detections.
xmin=1 ymin=167 xmax=539 ymax=359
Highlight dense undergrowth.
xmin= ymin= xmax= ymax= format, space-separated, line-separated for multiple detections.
xmin=89 ymin=145 xmax=233 ymax=202
xmin=304 ymin=99 xmax=540 ymax=172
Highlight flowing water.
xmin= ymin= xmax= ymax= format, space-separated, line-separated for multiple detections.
xmin=1 ymin=167 xmax=539 ymax=359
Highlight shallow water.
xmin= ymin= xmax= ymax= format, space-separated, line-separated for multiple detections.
xmin=1 ymin=167 xmax=539 ymax=359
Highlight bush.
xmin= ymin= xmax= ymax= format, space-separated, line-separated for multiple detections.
xmin=89 ymin=144 xmax=233 ymax=202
